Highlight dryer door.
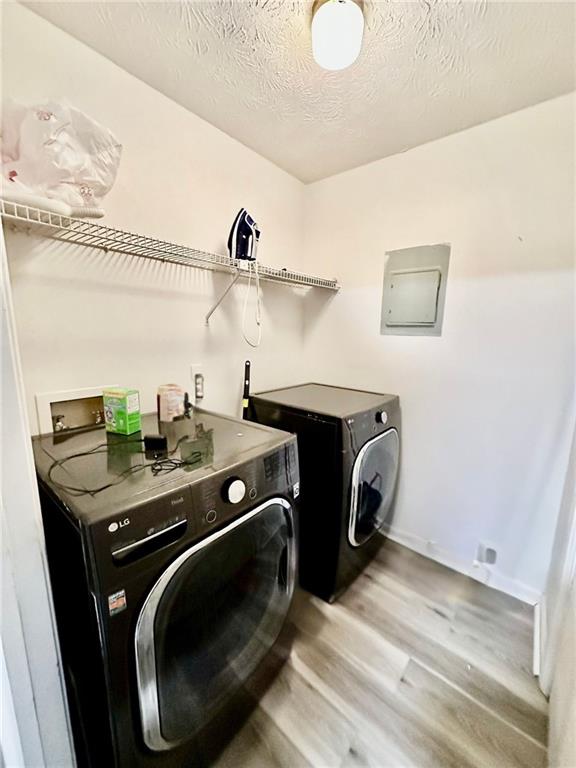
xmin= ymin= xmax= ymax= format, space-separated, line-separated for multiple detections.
xmin=348 ymin=428 xmax=400 ymax=547
xmin=134 ymin=497 xmax=295 ymax=752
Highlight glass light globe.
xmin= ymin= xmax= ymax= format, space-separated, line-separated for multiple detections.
xmin=312 ymin=0 xmax=364 ymax=71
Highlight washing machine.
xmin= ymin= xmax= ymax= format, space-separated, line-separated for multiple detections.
xmin=33 ymin=410 xmax=299 ymax=768
xmin=248 ymin=383 xmax=400 ymax=603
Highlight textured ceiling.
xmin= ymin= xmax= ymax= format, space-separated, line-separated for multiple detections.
xmin=25 ymin=1 xmax=576 ymax=182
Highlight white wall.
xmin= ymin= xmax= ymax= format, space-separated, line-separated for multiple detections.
xmin=2 ymin=2 xmax=310 ymax=424
xmin=302 ymin=94 xmax=576 ymax=600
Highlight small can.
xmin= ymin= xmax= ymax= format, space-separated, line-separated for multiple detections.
xmin=157 ymin=384 xmax=185 ymax=423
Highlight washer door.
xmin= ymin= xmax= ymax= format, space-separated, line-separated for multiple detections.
xmin=135 ymin=497 xmax=295 ymax=752
xmin=348 ymin=428 xmax=400 ymax=547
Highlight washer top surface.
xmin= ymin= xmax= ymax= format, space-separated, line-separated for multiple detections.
xmin=253 ymin=383 xmax=397 ymax=419
xmin=32 ymin=410 xmax=292 ymax=524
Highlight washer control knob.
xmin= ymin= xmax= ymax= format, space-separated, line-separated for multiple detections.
xmin=375 ymin=410 xmax=388 ymax=425
xmin=223 ymin=478 xmax=246 ymax=504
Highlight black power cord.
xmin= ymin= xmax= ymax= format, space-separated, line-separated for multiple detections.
xmin=47 ymin=436 xmax=203 ymax=497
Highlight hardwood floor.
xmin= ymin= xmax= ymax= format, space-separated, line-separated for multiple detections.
xmin=216 ymin=540 xmax=548 ymax=768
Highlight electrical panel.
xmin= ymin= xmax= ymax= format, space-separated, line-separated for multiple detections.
xmin=381 ymin=244 xmax=450 ymax=337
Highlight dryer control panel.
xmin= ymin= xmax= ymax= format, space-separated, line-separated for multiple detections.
xmin=345 ymin=397 xmax=401 ymax=449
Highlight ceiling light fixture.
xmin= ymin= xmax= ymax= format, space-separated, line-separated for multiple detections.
xmin=311 ymin=0 xmax=364 ymax=71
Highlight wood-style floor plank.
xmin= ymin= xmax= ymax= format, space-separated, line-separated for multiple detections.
xmin=348 ymin=562 xmax=547 ymax=716
xmin=217 ymin=540 xmax=547 ymax=767
xmin=292 ymin=628 xmax=478 ymax=768
xmin=213 ymin=706 xmax=311 ymax=768
xmin=291 ymin=591 xmax=410 ymax=693
xmin=258 ymin=661 xmax=359 ymax=767
xmin=340 ymin=576 xmax=548 ymax=744
xmin=397 ymin=660 xmax=546 ymax=768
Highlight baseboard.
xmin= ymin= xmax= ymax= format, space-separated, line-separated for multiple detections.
xmin=387 ymin=527 xmax=542 ymax=605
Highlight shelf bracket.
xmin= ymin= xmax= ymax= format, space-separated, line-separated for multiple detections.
xmin=205 ymin=269 xmax=242 ymax=325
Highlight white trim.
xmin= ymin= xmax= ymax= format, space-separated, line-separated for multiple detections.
xmin=35 ymin=384 xmax=117 ymax=435
xmin=1 ymin=640 xmax=25 ymax=767
xmin=1 ymin=220 xmax=76 ymax=765
xmin=387 ymin=528 xmax=541 ymax=605
xmin=1 ymin=600 xmax=26 ymax=768
xmin=533 ymin=602 xmax=541 ymax=677
xmin=539 ymin=428 xmax=576 ymax=695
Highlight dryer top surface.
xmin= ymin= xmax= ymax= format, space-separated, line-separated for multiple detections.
xmin=253 ymin=384 xmax=398 ymax=419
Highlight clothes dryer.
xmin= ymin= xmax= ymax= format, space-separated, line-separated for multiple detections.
xmin=249 ymin=384 xmax=400 ymax=602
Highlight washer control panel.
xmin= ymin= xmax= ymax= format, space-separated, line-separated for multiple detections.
xmin=92 ymin=439 xmax=299 ymax=588
xmin=191 ymin=442 xmax=298 ymax=538
xmin=92 ymin=486 xmax=193 ymax=586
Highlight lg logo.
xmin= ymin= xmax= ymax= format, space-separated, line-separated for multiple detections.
xmin=108 ymin=518 xmax=130 ymax=533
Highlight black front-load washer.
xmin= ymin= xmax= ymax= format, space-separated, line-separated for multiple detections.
xmin=33 ymin=410 xmax=299 ymax=768
xmin=248 ymin=383 xmax=400 ymax=603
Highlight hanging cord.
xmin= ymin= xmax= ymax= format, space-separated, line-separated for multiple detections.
xmin=242 ymin=260 xmax=262 ymax=348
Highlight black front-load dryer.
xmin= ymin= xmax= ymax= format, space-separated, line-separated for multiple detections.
xmin=33 ymin=411 xmax=299 ymax=768
xmin=249 ymin=383 xmax=400 ymax=603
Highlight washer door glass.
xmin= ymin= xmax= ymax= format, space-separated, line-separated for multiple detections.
xmin=349 ymin=428 xmax=399 ymax=547
xmin=135 ymin=498 xmax=295 ymax=752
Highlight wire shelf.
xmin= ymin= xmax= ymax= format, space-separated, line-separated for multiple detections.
xmin=0 ymin=199 xmax=339 ymax=291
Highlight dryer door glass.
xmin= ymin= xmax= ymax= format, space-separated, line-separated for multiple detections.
xmin=349 ymin=428 xmax=399 ymax=547
xmin=135 ymin=498 xmax=295 ymax=752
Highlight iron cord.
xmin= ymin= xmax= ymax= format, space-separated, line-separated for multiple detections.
xmin=242 ymin=262 xmax=262 ymax=348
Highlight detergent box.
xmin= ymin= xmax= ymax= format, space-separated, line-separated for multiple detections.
xmin=103 ymin=388 xmax=141 ymax=435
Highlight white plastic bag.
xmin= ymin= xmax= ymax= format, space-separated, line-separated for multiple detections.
xmin=1 ymin=99 xmax=122 ymax=213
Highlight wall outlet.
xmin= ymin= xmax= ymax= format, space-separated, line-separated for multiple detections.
xmin=190 ymin=363 xmax=204 ymax=404
xmin=190 ymin=363 xmax=202 ymax=380
xmin=476 ymin=542 xmax=498 ymax=565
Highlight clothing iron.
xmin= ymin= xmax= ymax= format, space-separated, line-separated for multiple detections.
xmin=228 ymin=208 xmax=260 ymax=261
